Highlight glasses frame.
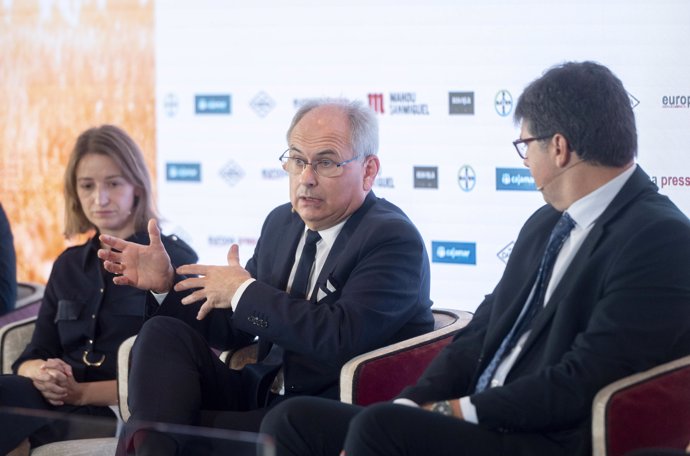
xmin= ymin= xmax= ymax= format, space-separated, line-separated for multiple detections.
xmin=512 ymin=135 xmax=554 ymax=159
xmin=279 ymin=149 xmax=360 ymax=178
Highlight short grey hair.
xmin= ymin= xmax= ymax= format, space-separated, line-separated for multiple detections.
xmin=287 ymin=98 xmax=379 ymax=158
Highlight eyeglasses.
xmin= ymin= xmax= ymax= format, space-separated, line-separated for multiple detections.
xmin=512 ymin=135 xmax=554 ymax=159
xmin=279 ymin=149 xmax=360 ymax=178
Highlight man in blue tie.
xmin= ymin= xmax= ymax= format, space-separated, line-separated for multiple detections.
xmin=98 ymin=99 xmax=434 ymax=453
xmin=261 ymin=61 xmax=690 ymax=456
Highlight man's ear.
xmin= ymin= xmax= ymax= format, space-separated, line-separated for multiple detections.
xmin=552 ymin=133 xmax=573 ymax=167
xmin=362 ymin=155 xmax=380 ymax=191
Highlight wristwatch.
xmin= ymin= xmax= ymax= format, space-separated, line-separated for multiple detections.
xmin=431 ymin=400 xmax=453 ymax=416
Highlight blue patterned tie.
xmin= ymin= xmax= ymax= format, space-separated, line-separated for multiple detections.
xmin=475 ymin=212 xmax=576 ymax=393
xmin=289 ymin=229 xmax=321 ymax=299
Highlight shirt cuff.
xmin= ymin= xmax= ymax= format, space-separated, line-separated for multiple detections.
xmin=150 ymin=290 xmax=168 ymax=305
xmin=231 ymin=278 xmax=256 ymax=311
xmin=393 ymin=398 xmax=419 ymax=408
xmin=459 ymin=396 xmax=478 ymax=424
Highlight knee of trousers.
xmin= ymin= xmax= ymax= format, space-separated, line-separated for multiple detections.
xmin=137 ymin=316 xmax=192 ymax=344
xmin=348 ymin=403 xmax=402 ymax=438
xmin=133 ymin=316 xmax=203 ymax=360
xmin=261 ymin=397 xmax=315 ymax=436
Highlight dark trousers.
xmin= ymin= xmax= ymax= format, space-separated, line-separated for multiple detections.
xmin=121 ymin=316 xmax=286 ymax=454
xmin=261 ymin=396 xmax=573 ymax=456
xmin=0 ymin=374 xmax=116 ymax=453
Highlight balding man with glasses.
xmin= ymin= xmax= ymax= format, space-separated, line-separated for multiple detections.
xmin=98 ymin=98 xmax=434 ymax=454
xmin=261 ymin=62 xmax=690 ymax=456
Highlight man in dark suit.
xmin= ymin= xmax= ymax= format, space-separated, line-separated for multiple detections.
xmin=260 ymin=62 xmax=690 ymax=456
xmin=97 ymin=99 xmax=434 ymax=449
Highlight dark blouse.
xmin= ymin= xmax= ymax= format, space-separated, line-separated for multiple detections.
xmin=12 ymin=231 xmax=197 ymax=382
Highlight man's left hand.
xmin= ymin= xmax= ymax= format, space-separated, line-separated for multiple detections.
xmin=175 ymin=244 xmax=251 ymax=320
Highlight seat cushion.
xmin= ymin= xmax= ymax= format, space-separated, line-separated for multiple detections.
xmin=31 ymin=437 xmax=118 ymax=456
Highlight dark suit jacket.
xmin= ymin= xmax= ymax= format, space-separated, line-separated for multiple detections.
xmin=160 ymin=192 xmax=434 ymax=401
xmin=400 ymin=166 xmax=690 ymax=455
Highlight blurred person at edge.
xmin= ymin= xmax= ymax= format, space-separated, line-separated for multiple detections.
xmin=97 ymin=98 xmax=434 ymax=455
xmin=0 ymin=202 xmax=17 ymax=314
xmin=260 ymin=62 xmax=690 ymax=456
xmin=0 ymin=125 xmax=197 ymax=456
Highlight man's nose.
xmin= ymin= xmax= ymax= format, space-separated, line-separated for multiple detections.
xmin=299 ymin=163 xmax=318 ymax=185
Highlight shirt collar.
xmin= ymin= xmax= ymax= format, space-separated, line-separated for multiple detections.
xmin=566 ymin=163 xmax=637 ymax=229
xmin=306 ymin=219 xmax=347 ymax=249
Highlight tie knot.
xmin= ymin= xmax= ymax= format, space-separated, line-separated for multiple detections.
xmin=305 ymin=229 xmax=321 ymax=246
xmin=545 ymin=212 xmax=576 ymax=255
xmin=554 ymin=212 xmax=576 ymax=236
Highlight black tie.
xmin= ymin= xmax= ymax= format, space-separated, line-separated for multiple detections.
xmin=475 ymin=212 xmax=576 ymax=393
xmin=252 ymin=229 xmax=322 ymax=403
xmin=290 ymin=229 xmax=321 ymax=299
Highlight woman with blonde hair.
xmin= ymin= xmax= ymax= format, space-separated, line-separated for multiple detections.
xmin=0 ymin=125 xmax=197 ymax=455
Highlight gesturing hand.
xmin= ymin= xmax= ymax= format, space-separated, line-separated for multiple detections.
xmin=98 ymin=218 xmax=175 ymax=293
xmin=175 ymin=244 xmax=251 ymax=320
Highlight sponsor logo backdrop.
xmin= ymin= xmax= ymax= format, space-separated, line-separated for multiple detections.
xmin=155 ymin=1 xmax=690 ymax=311
xmin=3 ymin=1 xmax=690 ymax=312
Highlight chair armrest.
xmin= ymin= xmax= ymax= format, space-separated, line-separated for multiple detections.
xmin=15 ymin=281 xmax=45 ymax=309
xmin=0 ymin=316 xmax=37 ymax=374
xmin=340 ymin=309 xmax=472 ymax=405
xmin=225 ymin=342 xmax=259 ymax=370
xmin=592 ymin=354 xmax=690 ymax=456
xmin=117 ymin=335 xmax=137 ymax=422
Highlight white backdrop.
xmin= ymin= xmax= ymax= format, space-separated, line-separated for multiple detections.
xmin=154 ymin=0 xmax=690 ymax=312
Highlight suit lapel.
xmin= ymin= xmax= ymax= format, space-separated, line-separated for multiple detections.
xmin=272 ymin=212 xmax=306 ymax=291
xmin=310 ymin=192 xmax=377 ymax=302
xmin=522 ymin=166 xmax=655 ymax=353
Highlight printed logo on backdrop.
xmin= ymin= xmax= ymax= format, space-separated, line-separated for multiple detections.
xmin=449 ymin=92 xmax=474 ymax=115
xmin=662 ymin=94 xmax=689 ymax=108
xmin=414 ymin=166 xmax=438 ymax=189
xmin=166 ymin=163 xmax=201 ymax=182
xmin=390 ymin=92 xmax=429 ymax=115
xmin=250 ymin=91 xmax=276 ymax=117
xmin=262 ymin=167 xmax=288 ymax=180
xmin=495 ymin=90 xmax=513 ymax=117
xmin=432 ymin=241 xmax=476 ymax=265
xmin=497 ymin=241 xmax=514 ymax=264
xmin=651 ymin=174 xmax=690 ymax=189
xmin=208 ymin=235 xmax=258 ymax=248
xmin=163 ymin=93 xmax=179 ymax=117
xmin=374 ymin=176 xmax=395 ymax=188
xmin=219 ymin=160 xmax=244 ymax=186
xmin=457 ymin=165 xmax=476 ymax=192
xmin=368 ymin=93 xmax=385 ymax=114
xmin=195 ymin=94 xmax=232 ymax=115
xmin=628 ymin=92 xmax=640 ymax=109
xmin=496 ymin=168 xmax=537 ymax=191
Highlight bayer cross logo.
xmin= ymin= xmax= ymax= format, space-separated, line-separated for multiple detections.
xmin=494 ymin=90 xmax=513 ymax=117
xmin=163 ymin=93 xmax=179 ymax=117
xmin=457 ymin=165 xmax=476 ymax=192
